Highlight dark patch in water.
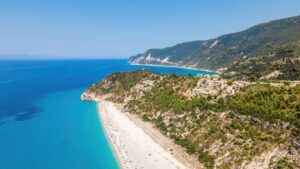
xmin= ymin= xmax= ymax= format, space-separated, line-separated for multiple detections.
xmin=15 ymin=113 xmax=35 ymax=121
xmin=0 ymin=121 xmax=7 ymax=126
xmin=0 ymin=59 xmax=212 ymax=123
xmin=14 ymin=107 xmax=41 ymax=121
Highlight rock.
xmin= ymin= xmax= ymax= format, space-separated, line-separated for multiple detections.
xmin=103 ymin=81 xmax=112 ymax=89
xmin=271 ymin=151 xmax=282 ymax=163
xmin=280 ymin=134 xmax=286 ymax=139
xmin=289 ymin=147 xmax=298 ymax=155
xmin=236 ymin=114 xmax=242 ymax=120
xmin=139 ymin=91 xmax=145 ymax=97
xmin=281 ymin=122 xmax=290 ymax=128
xmin=292 ymin=139 xmax=300 ymax=149
xmin=81 ymin=92 xmax=91 ymax=100
xmin=262 ymin=122 xmax=273 ymax=132
xmin=167 ymin=132 xmax=170 ymax=137
xmin=274 ymin=151 xmax=282 ymax=159
xmin=175 ymin=122 xmax=182 ymax=128
xmin=267 ymin=124 xmax=273 ymax=132
xmin=251 ymin=117 xmax=261 ymax=124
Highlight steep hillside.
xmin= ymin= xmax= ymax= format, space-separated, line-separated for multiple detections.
xmin=222 ymin=45 xmax=300 ymax=80
xmin=129 ymin=16 xmax=300 ymax=71
xmin=83 ymin=70 xmax=300 ymax=169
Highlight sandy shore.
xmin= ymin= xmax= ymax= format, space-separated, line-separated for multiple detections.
xmin=97 ymin=101 xmax=189 ymax=169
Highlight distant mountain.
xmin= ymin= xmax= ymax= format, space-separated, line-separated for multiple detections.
xmin=129 ymin=16 xmax=300 ymax=73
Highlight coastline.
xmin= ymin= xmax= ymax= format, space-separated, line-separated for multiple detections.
xmin=97 ymin=101 xmax=191 ymax=169
xmin=96 ymin=103 xmax=124 ymax=169
xmin=130 ymin=63 xmax=217 ymax=74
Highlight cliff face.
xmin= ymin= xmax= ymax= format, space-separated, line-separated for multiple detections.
xmin=129 ymin=16 xmax=300 ymax=72
xmin=83 ymin=70 xmax=300 ymax=169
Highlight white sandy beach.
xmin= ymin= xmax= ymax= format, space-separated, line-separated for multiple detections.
xmin=97 ymin=101 xmax=188 ymax=169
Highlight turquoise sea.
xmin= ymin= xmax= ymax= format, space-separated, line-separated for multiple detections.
xmin=0 ymin=59 xmax=215 ymax=169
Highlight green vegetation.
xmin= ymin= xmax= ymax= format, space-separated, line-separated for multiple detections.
xmin=223 ymin=46 xmax=300 ymax=80
xmin=198 ymin=149 xmax=215 ymax=169
xmin=130 ymin=76 xmax=300 ymax=135
xmin=86 ymin=70 xmax=300 ymax=168
xmin=130 ymin=16 xmax=300 ymax=72
xmin=225 ymin=84 xmax=300 ymax=130
xmin=274 ymin=157 xmax=294 ymax=169
xmin=86 ymin=70 xmax=158 ymax=102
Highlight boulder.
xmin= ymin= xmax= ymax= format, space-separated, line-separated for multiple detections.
xmin=289 ymin=147 xmax=298 ymax=155
xmin=292 ymin=139 xmax=300 ymax=149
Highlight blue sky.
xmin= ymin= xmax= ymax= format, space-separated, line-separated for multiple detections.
xmin=1 ymin=0 xmax=300 ymax=58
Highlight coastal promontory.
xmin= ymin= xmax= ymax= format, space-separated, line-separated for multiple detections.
xmin=83 ymin=70 xmax=300 ymax=169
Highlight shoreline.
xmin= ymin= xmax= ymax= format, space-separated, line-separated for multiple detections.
xmin=96 ymin=103 xmax=124 ymax=169
xmin=97 ymin=101 xmax=190 ymax=169
xmin=130 ymin=63 xmax=217 ymax=74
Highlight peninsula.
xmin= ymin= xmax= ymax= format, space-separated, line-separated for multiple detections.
xmin=82 ymin=70 xmax=300 ymax=168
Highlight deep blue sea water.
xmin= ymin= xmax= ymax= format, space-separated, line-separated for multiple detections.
xmin=0 ymin=59 xmax=215 ymax=169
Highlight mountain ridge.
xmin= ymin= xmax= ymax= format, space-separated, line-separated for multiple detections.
xmin=129 ymin=15 xmax=300 ymax=74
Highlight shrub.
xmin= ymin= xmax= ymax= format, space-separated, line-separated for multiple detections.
xmin=198 ymin=149 xmax=215 ymax=169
